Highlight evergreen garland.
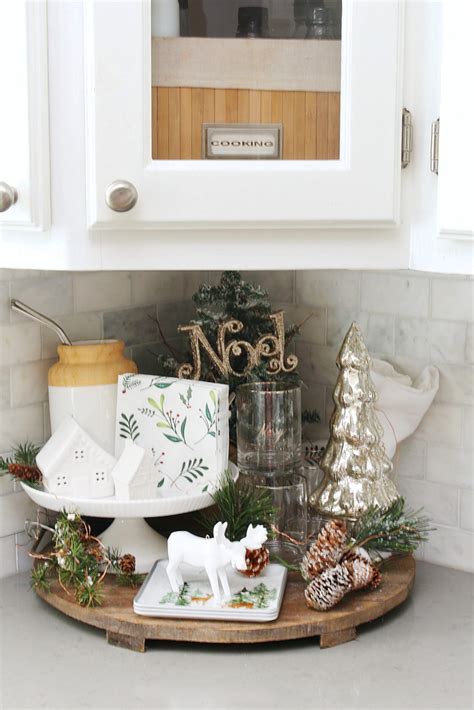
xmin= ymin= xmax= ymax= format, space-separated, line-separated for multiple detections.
xmin=30 ymin=511 xmax=143 ymax=607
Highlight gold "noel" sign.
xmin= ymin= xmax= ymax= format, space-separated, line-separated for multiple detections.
xmin=177 ymin=311 xmax=298 ymax=380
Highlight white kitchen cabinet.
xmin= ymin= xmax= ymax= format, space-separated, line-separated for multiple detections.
xmin=84 ymin=0 xmax=405 ymax=230
xmin=0 ymin=1 xmax=50 ymax=231
xmin=0 ymin=0 xmax=472 ymax=274
xmin=405 ymin=0 xmax=473 ymax=274
xmin=437 ymin=0 xmax=473 ymax=240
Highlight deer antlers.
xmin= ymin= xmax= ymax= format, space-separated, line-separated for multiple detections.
xmin=241 ymin=524 xmax=268 ymax=551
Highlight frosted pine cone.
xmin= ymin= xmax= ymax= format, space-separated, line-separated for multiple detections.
xmin=300 ymin=519 xmax=347 ymax=582
xmin=305 ymin=563 xmax=352 ymax=611
xmin=342 ymin=547 xmax=382 ymax=591
xmin=241 ymin=546 xmax=270 ymax=577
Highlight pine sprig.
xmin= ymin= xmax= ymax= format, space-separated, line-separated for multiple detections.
xmin=107 ymin=547 xmax=145 ymax=587
xmin=0 ymin=441 xmax=40 ymax=469
xmin=30 ymin=562 xmax=52 ymax=592
xmin=348 ymin=497 xmax=433 ymax=555
xmin=0 ymin=441 xmax=42 ymax=487
xmin=199 ymin=469 xmax=276 ymax=542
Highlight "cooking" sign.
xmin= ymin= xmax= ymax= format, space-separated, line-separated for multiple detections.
xmin=202 ymin=124 xmax=282 ymax=160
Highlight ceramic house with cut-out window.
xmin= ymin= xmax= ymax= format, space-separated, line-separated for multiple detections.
xmin=36 ymin=416 xmax=116 ymax=498
xmin=111 ymin=440 xmax=161 ymax=500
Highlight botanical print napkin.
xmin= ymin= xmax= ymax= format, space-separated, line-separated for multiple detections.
xmin=115 ymin=374 xmax=229 ymax=496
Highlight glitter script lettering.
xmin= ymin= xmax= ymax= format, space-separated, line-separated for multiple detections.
xmin=177 ymin=311 xmax=298 ymax=380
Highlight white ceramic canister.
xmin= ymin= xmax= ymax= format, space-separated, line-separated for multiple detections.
xmin=151 ymin=0 xmax=180 ymax=37
xmin=48 ymin=340 xmax=137 ymax=455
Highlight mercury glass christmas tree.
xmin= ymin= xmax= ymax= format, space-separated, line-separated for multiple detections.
xmin=310 ymin=322 xmax=399 ymax=520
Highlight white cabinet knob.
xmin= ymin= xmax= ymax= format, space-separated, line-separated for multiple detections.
xmin=0 ymin=182 xmax=18 ymax=212
xmin=105 ymin=180 xmax=138 ymax=212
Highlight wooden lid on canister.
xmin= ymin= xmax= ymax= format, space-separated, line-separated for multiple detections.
xmin=48 ymin=340 xmax=138 ymax=387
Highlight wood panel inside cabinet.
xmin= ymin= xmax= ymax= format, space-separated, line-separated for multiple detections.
xmin=151 ymin=88 xmax=340 ymax=160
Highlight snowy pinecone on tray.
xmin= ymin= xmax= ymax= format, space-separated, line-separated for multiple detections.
xmin=301 ymin=499 xmax=432 ymax=611
xmin=302 ymin=520 xmax=382 ymax=611
xmin=300 ymin=519 xmax=348 ymax=581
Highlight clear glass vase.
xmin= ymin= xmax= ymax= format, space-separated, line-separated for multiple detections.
xmin=236 ymin=382 xmax=302 ymax=475
xmin=257 ymin=472 xmax=308 ymax=563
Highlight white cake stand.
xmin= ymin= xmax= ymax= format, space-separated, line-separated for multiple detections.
xmin=21 ymin=463 xmax=237 ymax=573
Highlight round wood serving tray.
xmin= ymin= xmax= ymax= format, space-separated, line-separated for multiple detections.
xmin=34 ymin=555 xmax=415 ymax=652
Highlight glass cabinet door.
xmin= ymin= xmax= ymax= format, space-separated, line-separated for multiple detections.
xmin=150 ymin=0 xmax=342 ymax=161
xmin=85 ymin=0 xmax=404 ymax=228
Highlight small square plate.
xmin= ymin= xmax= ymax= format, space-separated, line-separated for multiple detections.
xmin=134 ymin=561 xmax=287 ymax=622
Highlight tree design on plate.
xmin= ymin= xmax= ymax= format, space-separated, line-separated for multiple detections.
xmin=159 ymin=581 xmax=192 ymax=606
xmin=249 ymin=583 xmax=277 ymax=609
xmin=229 ymin=584 xmax=276 ymax=609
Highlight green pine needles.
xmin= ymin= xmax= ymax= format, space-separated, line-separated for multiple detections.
xmin=0 ymin=441 xmax=42 ymax=487
xmin=349 ymin=497 xmax=433 ymax=555
xmin=0 ymin=441 xmax=40 ymax=469
xmin=200 ymin=469 xmax=275 ymax=542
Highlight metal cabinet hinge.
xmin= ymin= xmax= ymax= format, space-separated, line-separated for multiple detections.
xmin=430 ymin=118 xmax=440 ymax=175
xmin=401 ymin=108 xmax=413 ymax=168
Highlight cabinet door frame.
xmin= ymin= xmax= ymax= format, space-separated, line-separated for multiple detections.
xmin=437 ymin=0 xmax=473 ymax=241
xmin=0 ymin=0 xmax=50 ymax=231
xmin=84 ymin=0 xmax=405 ymax=230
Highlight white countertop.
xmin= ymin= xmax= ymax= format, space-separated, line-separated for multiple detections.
xmin=0 ymin=561 xmax=472 ymax=710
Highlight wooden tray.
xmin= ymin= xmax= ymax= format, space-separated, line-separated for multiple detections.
xmin=34 ymin=556 xmax=415 ymax=652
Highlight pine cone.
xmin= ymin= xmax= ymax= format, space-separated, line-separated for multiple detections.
xmin=87 ymin=543 xmax=105 ymax=564
xmin=119 ymin=554 xmax=136 ymax=575
xmin=369 ymin=566 xmax=382 ymax=590
xmin=241 ymin=546 xmax=270 ymax=577
xmin=342 ymin=547 xmax=382 ymax=591
xmin=305 ymin=563 xmax=352 ymax=611
xmin=8 ymin=462 xmax=42 ymax=484
xmin=300 ymin=519 xmax=347 ymax=581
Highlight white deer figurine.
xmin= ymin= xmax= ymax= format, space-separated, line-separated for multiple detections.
xmin=166 ymin=522 xmax=267 ymax=604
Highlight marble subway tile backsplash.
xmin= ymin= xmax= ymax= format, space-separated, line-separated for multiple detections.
xmin=360 ymin=272 xmax=430 ymax=318
xmin=0 ymin=268 xmax=473 ymax=576
xmin=103 ymin=306 xmax=159 ymax=347
xmin=72 ymin=271 xmax=133 ymax=313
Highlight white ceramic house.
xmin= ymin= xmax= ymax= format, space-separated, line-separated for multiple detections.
xmin=111 ymin=441 xmax=161 ymax=501
xmin=36 ymin=416 xmax=117 ymax=499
